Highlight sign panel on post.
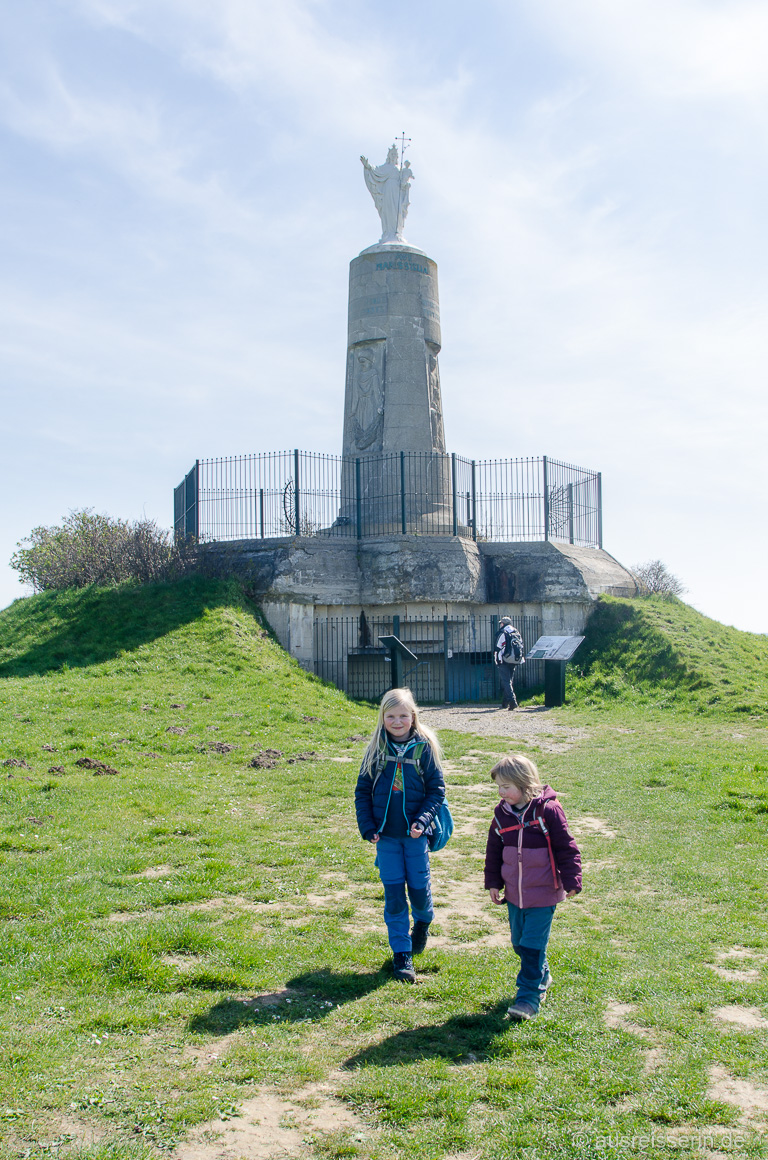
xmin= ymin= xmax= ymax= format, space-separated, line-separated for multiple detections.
xmin=526 ymin=636 xmax=585 ymax=708
xmin=526 ymin=636 xmax=585 ymax=662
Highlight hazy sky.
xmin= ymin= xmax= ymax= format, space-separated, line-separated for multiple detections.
xmin=2 ymin=0 xmax=766 ymax=632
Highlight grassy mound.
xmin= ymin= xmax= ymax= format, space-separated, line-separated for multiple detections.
xmin=2 ymin=579 xmax=768 ymax=1157
xmin=0 ymin=575 xmax=264 ymax=677
xmin=569 ymin=595 xmax=768 ymax=717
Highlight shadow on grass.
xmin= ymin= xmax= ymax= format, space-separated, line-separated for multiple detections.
xmin=342 ymin=1001 xmax=511 ymax=1068
xmin=187 ymin=967 xmax=390 ymax=1035
xmin=0 ymin=575 xmax=251 ymax=677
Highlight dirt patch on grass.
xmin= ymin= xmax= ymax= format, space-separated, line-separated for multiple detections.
xmin=39 ymin=1113 xmax=106 ymax=1151
xmin=712 ymin=1005 xmax=768 ymax=1030
xmin=603 ymin=1001 xmax=665 ymax=1072
xmin=710 ymin=947 xmax=766 ymax=982
xmin=708 ymin=1065 xmax=768 ymax=1122
xmin=136 ymin=864 xmax=173 ymax=879
xmin=427 ymin=873 xmax=508 ymax=950
xmin=570 ymin=815 xmax=618 ymax=839
xmin=718 ymin=946 xmax=766 ymax=961
xmin=708 ymin=964 xmax=760 ymax=982
xmin=304 ymin=889 xmax=357 ymax=909
xmin=604 ymin=1001 xmax=643 ymax=1032
xmin=174 ymin=1083 xmax=363 ymax=1159
xmin=162 ymin=954 xmax=201 ymax=969
xmin=183 ymin=1032 xmax=240 ymax=1066
xmin=107 ymin=896 xmax=280 ymax=923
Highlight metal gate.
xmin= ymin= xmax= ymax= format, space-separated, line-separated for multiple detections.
xmin=313 ymin=612 xmax=542 ymax=704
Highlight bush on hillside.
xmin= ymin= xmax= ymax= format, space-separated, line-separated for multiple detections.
xmin=631 ymin=559 xmax=686 ymax=599
xmin=10 ymin=509 xmax=198 ymax=592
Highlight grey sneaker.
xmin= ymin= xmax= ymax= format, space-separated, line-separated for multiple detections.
xmin=411 ymin=920 xmax=430 ymax=955
xmin=507 ymin=1000 xmax=537 ymax=1021
xmin=392 ymin=951 xmax=416 ymax=983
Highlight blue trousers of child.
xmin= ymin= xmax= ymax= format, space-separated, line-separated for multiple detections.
xmin=375 ymin=835 xmax=433 ymax=952
xmin=507 ymin=903 xmax=556 ymax=1012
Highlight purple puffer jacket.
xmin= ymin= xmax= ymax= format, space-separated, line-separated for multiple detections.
xmin=484 ymin=785 xmax=582 ymax=908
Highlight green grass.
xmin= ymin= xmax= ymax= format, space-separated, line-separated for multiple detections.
xmin=568 ymin=595 xmax=768 ymax=718
xmin=1 ymin=580 xmax=767 ymax=1159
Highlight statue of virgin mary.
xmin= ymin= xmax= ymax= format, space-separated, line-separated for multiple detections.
xmin=360 ymin=146 xmax=414 ymax=243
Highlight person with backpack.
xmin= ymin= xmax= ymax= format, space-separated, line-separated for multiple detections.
xmin=354 ymin=688 xmax=446 ymax=983
xmin=494 ymin=615 xmax=525 ymax=710
xmin=484 ymin=753 xmax=582 ymax=1021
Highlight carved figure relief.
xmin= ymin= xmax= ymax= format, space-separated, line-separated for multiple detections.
xmin=427 ymin=345 xmax=446 ymax=452
xmin=350 ymin=344 xmax=385 ymax=450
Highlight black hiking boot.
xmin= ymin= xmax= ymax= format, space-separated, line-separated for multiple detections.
xmin=411 ymin=920 xmax=430 ymax=955
xmin=392 ymin=951 xmax=416 ymax=983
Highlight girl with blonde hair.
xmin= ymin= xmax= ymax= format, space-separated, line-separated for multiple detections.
xmin=355 ymin=688 xmax=445 ymax=983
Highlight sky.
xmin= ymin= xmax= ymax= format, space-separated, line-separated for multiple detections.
xmin=2 ymin=0 xmax=766 ymax=632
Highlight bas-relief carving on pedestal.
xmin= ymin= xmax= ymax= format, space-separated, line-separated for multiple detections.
xmin=360 ymin=145 xmax=414 ymax=244
xmin=427 ymin=343 xmax=446 ymax=452
xmin=347 ymin=341 xmax=385 ymax=451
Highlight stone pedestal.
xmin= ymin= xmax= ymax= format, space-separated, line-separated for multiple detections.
xmin=340 ymin=242 xmax=449 ymax=527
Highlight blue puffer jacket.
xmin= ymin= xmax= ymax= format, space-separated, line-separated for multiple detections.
xmin=354 ymin=732 xmax=445 ymax=842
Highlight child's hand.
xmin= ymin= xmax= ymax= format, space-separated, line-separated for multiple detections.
xmin=566 ymin=889 xmax=578 ymax=898
xmin=410 ymin=823 xmax=424 ymax=838
xmin=488 ymin=888 xmax=505 ymax=904
xmin=370 ymin=834 xmax=379 ymax=843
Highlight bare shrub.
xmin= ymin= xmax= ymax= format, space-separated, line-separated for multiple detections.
xmin=10 ymin=509 xmax=198 ymax=593
xmin=631 ymin=559 xmax=687 ymax=599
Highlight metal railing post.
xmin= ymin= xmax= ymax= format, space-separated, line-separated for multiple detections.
xmin=293 ymin=448 xmax=301 ymax=536
xmin=471 ymin=460 xmax=477 ymax=541
xmin=597 ymin=472 xmax=603 ymax=549
xmin=451 ymin=453 xmax=458 ymax=536
xmin=568 ymin=482 xmax=574 ymax=544
xmin=186 ymin=461 xmax=199 ymax=540
xmin=259 ymin=488 xmax=265 ymax=538
xmin=542 ymin=455 xmax=549 ymax=542
xmin=400 ymin=451 xmax=407 ymax=534
xmin=443 ymin=614 xmax=450 ymax=702
xmin=392 ymin=614 xmax=402 ymax=688
xmin=355 ymin=458 xmax=362 ymax=539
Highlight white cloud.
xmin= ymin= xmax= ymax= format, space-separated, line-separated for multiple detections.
xmin=527 ymin=0 xmax=768 ymax=101
xmin=1 ymin=1 xmax=766 ymax=630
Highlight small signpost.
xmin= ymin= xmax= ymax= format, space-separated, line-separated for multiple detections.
xmin=527 ymin=635 xmax=585 ymax=708
xmin=378 ymin=635 xmax=418 ymax=690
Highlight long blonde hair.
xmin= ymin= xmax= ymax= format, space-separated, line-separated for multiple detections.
xmin=360 ymin=688 xmax=443 ymax=778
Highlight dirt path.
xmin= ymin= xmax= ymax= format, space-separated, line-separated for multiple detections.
xmin=420 ymin=704 xmax=589 ymax=752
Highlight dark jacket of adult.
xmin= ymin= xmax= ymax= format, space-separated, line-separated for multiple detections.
xmin=484 ymin=785 xmax=582 ymax=908
xmin=354 ymin=732 xmax=445 ymax=842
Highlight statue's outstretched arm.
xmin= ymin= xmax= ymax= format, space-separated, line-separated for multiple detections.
xmin=360 ymin=155 xmax=371 ymax=170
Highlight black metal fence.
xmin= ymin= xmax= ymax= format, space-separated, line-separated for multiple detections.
xmin=313 ymin=612 xmax=542 ymax=704
xmin=174 ymin=450 xmax=601 ymax=548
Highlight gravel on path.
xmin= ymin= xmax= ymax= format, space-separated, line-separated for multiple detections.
xmin=420 ymin=705 xmax=588 ymax=752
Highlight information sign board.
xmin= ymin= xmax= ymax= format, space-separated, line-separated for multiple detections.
xmin=378 ymin=635 xmax=418 ymax=663
xmin=527 ymin=635 xmax=585 ymax=662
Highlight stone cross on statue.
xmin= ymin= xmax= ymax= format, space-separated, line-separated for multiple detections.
xmin=360 ymin=142 xmax=414 ymax=244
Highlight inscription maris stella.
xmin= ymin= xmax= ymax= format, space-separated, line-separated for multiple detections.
xmin=375 ymin=260 xmax=429 ymax=273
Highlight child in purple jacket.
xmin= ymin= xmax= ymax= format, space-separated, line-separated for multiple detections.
xmin=484 ymin=754 xmax=582 ymax=1021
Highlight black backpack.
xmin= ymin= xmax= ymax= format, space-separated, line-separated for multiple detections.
xmin=500 ymin=625 xmax=525 ymax=665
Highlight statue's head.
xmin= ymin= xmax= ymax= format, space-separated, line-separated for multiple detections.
xmin=387 ymin=145 xmax=399 ymax=166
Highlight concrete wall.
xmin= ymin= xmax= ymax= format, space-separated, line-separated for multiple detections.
xmin=206 ymin=534 xmax=637 ymax=667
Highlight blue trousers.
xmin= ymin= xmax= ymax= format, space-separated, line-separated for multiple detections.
xmin=375 ymin=835 xmax=433 ymax=952
xmin=507 ymin=903 xmax=556 ymax=1012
